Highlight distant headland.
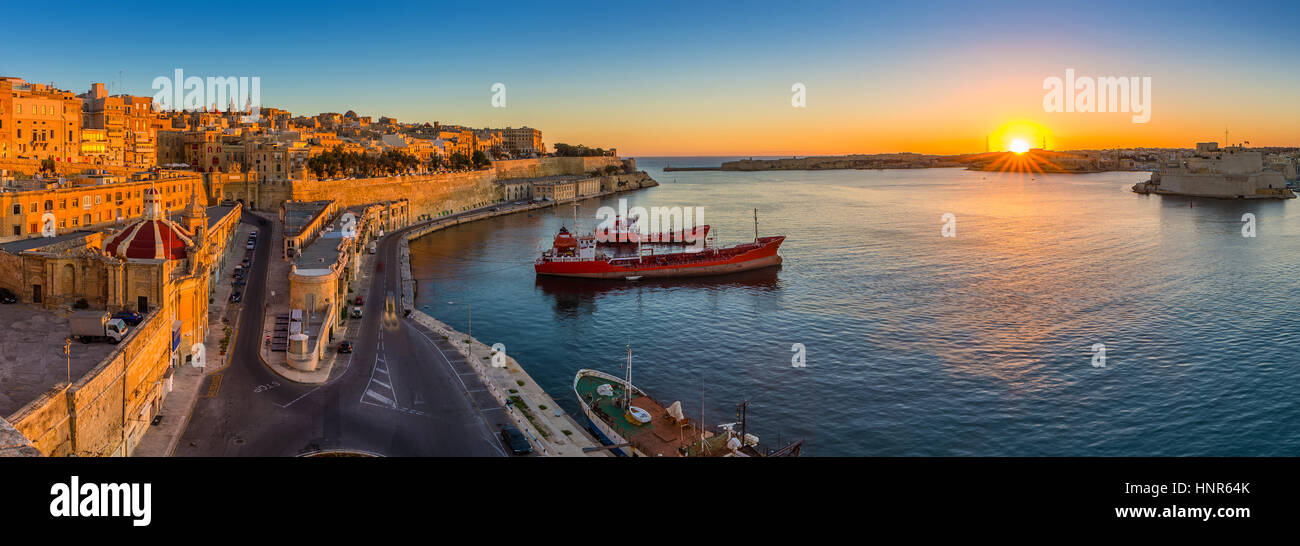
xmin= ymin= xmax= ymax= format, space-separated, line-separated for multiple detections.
xmin=663 ymin=149 xmax=1189 ymax=174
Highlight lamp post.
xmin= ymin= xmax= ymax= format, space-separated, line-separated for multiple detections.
xmin=64 ymin=338 xmax=71 ymax=385
xmin=446 ymin=301 xmax=470 ymax=348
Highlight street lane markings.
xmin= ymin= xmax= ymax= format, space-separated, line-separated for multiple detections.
xmin=206 ymin=374 xmax=223 ymax=398
xmin=360 ymin=337 xmax=399 ymax=410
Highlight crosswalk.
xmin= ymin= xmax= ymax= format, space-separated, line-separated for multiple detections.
xmin=359 ymin=330 xmax=427 ymax=416
xmin=361 ymin=333 xmax=398 ymax=409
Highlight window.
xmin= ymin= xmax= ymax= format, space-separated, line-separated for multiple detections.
xmin=11 ymin=205 xmax=20 ymax=215
xmin=30 ymin=203 xmax=36 ymax=213
xmin=11 ymin=226 xmax=18 ymax=236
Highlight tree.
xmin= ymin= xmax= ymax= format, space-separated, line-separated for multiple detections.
xmin=447 ymin=153 xmax=473 ymax=170
xmin=552 ymin=143 xmax=611 ymax=157
xmin=471 ymin=150 xmax=490 ymax=169
xmin=40 ymin=158 xmax=57 ymax=173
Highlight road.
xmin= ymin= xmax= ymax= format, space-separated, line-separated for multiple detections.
xmin=175 ymin=212 xmax=512 ymax=456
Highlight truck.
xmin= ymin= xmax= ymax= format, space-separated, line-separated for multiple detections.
xmin=69 ymin=310 xmax=130 ymax=344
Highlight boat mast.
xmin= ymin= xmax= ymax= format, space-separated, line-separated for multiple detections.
xmin=624 ymin=345 xmax=633 ymax=408
xmin=737 ymin=400 xmax=748 ymax=446
xmin=753 ymin=208 xmax=758 ymax=242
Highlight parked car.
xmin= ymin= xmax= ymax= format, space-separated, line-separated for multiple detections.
xmin=501 ymin=426 xmax=533 ymax=455
xmin=0 ymin=287 xmax=17 ymax=304
xmin=246 ymin=241 xmax=255 ymax=250
xmin=351 ymin=306 xmax=363 ymax=318
xmin=111 ymin=310 xmax=144 ymax=326
xmin=354 ymin=296 xmax=364 ymax=305
xmin=232 ymin=279 xmax=246 ymax=287
xmin=229 ymin=291 xmax=242 ymax=303
xmin=241 ymin=258 xmax=251 ymax=268
xmin=338 ymin=341 xmax=353 ymax=354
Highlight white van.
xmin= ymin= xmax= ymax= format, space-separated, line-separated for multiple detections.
xmin=368 ymin=241 xmax=377 ymax=254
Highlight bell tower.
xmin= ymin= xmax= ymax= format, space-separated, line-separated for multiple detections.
xmin=182 ymin=179 xmax=208 ymax=244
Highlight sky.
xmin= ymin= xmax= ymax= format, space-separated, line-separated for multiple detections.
xmin=4 ymin=0 xmax=1298 ymax=156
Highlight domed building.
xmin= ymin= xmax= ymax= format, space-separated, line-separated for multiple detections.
xmin=103 ymin=188 xmax=195 ymax=261
xmin=0 ymin=172 xmax=243 ymax=456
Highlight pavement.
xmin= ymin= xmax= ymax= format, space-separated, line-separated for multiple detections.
xmin=173 ymin=210 xmax=515 ymax=457
xmin=0 ymin=303 xmax=115 ymax=419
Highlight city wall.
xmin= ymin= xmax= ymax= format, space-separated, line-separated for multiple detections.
xmin=492 ymin=156 xmax=624 ymax=179
xmin=232 ymin=157 xmax=632 ymax=218
xmin=289 ymin=170 xmax=498 ymax=219
xmin=8 ymin=308 xmax=171 ymax=456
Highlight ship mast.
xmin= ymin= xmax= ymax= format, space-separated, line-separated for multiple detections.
xmin=753 ymin=208 xmax=758 ymax=242
xmin=623 ymin=345 xmax=633 ymax=409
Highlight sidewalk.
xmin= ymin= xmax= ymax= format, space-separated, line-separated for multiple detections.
xmin=133 ymin=219 xmax=253 ymax=457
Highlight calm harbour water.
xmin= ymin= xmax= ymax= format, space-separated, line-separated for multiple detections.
xmin=410 ymin=157 xmax=1300 ymax=456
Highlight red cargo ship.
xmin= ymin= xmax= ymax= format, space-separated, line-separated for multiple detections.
xmin=535 ymin=211 xmax=784 ymax=279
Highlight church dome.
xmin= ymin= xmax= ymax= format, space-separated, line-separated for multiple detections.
xmin=103 ymin=187 xmax=194 ymax=260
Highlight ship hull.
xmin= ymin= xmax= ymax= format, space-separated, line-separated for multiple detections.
xmin=536 ymin=236 xmax=784 ymax=279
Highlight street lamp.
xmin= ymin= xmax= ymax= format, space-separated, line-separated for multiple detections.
xmin=64 ymin=338 xmax=71 ymax=385
xmin=446 ymin=301 xmax=470 ymax=346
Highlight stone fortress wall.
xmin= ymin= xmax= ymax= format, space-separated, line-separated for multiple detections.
xmin=206 ymin=157 xmax=633 ymax=218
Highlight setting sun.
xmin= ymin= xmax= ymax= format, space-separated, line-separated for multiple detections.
xmin=1009 ymin=139 xmax=1031 ymax=154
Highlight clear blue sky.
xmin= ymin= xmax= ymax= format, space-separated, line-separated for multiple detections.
xmin=4 ymin=0 xmax=1298 ymax=154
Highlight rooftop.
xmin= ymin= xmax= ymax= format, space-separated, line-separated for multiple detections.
xmin=284 ymin=201 xmax=333 ymax=237
xmin=293 ymin=206 xmax=364 ymax=274
xmin=0 ymin=231 xmax=95 ymax=254
xmin=0 ymin=303 xmax=118 ymax=417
